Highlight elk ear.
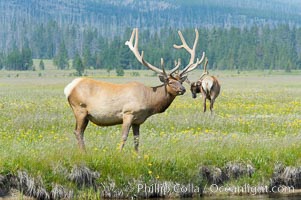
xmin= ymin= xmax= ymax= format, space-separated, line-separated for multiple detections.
xmin=158 ymin=74 xmax=168 ymax=83
xmin=197 ymin=81 xmax=201 ymax=86
xmin=180 ymin=75 xmax=188 ymax=83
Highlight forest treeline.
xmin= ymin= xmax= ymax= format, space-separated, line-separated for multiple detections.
xmin=1 ymin=23 xmax=301 ymax=71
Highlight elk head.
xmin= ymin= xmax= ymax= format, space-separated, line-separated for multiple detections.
xmin=186 ymin=57 xmax=209 ymax=98
xmin=190 ymin=81 xmax=202 ymax=98
xmin=125 ymin=28 xmax=205 ymax=97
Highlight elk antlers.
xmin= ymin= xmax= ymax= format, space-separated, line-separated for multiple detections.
xmin=125 ymin=28 xmax=205 ymax=78
xmin=174 ymin=28 xmax=205 ymax=76
xmin=125 ymin=28 xmax=174 ymax=78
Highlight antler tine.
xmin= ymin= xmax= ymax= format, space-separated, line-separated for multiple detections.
xmin=173 ymin=31 xmax=190 ymax=52
xmin=126 ymin=28 xmax=135 ymax=46
xmin=125 ymin=28 xmax=164 ymax=75
xmin=174 ymin=29 xmax=205 ymax=76
xmin=181 ymin=51 xmax=205 ymax=75
xmin=192 ymin=28 xmax=199 ymax=63
xmin=169 ymin=58 xmax=181 ymax=75
xmin=160 ymin=58 xmax=168 ymax=76
xmin=134 ymin=28 xmax=138 ymax=49
xmin=174 ymin=29 xmax=199 ymax=66
xmin=204 ymin=57 xmax=208 ymax=73
xmin=125 ymin=28 xmax=136 ymax=51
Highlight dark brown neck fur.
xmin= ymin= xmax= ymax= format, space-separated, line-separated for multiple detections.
xmin=148 ymin=84 xmax=176 ymax=114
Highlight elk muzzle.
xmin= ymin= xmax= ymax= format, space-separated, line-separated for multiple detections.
xmin=191 ymin=92 xmax=197 ymax=98
xmin=178 ymin=86 xmax=186 ymax=95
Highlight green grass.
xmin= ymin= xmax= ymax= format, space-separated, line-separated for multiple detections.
xmin=0 ymin=69 xmax=301 ymax=198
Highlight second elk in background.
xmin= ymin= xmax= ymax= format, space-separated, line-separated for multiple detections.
xmin=187 ymin=57 xmax=221 ymax=113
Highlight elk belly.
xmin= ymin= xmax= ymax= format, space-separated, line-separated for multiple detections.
xmin=87 ymin=108 xmax=123 ymax=126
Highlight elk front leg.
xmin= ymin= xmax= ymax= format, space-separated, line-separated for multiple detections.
xmin=74 ymin=111 xmax=89 ymax=152
xmin=120 ymin=114 xmax=133 ymax=151
xmin=132 ymin=124 xmax=140 ymax=152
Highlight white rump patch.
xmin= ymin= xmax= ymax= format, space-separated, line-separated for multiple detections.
xmin=64 ymin=78 xmax=83 ymax=99
xmin=201 ymin=77 xmax=214 ymax=93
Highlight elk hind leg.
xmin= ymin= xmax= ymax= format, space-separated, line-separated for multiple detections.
xmin=210 ymin=89 xmax=218 ymax=113
xmin=132 ymin=124 xmax=140 ymax=152
xmin=203 ymin=96 xmax=207 ymax=112
xmin=74 ymin=111 xmax=89 ymax=152
xmin=210 ymin=98 xmax=215 ymax=113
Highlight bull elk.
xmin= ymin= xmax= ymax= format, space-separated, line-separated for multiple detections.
xmin=64 ymin=28 xmax=205 ymax=152
xmin=188 ymin=57 xmax=220 ymax=113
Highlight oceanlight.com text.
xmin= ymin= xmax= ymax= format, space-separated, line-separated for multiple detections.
xmin=137 ymin=183 xmax=294 ymax=196
xmin=206 ymin=184 xmax=295 ymax=195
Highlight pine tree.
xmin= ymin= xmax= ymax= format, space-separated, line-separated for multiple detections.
xmin=83 ymin=47 xmax=93 ymax=68
xmin=21 ymin=47 xmax=33 ymax=70
xmin=73 ymin=53 xmax=85 ymax=76
xmin=0 ymin=53 xmax=3 ymax=69
xmin=39 ymin=59 xmax=45 ymax=70
xmin=54 ymin=41 xmax=69 ymax=70
xmin=116 ymin=67 xmax=124 ymax=76
xmin=119 ymin=44 xmax=131 ymax=70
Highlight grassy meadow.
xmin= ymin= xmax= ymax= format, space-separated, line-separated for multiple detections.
xmin=0 ymin=65 xmax=301 ymax=198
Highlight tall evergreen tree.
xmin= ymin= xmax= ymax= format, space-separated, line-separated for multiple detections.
xmin=39 ymin=59 xmax=45 ymax=70
xmin=83 ymin=47 xmax=93 ymax=68
xmin=73 ymin=53 xmax=85 ymax=76
xmin=21 ymin=47 xmax=33 ymax=70
xmin=0 ymin=53 xmax=3 ymax=69
xmin=54 ymin=41 xmax=69 ymax=69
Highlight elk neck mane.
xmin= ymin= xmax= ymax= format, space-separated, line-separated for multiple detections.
xmin=147 ymin=83 xmax=176 ymax=114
